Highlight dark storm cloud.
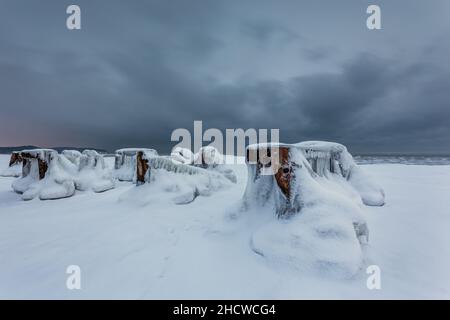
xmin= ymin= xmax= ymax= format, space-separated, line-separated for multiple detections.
xmin=1 ymin=0 xmax=450 ymax=153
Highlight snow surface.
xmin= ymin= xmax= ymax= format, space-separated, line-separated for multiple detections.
xmin=0 ymin=163 xmax=21 ymax=178
xmin=0 ymin=154 xmax=449 ymax=299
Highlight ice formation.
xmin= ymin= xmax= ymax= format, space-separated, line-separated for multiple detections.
xmin=0 ymin=152 xmax=23 ymax=177
xmin=61 ymin=150 xmax=82 ymax=166
xmin=241 ymin=142 xmax=377 ymax=277
xmin=75 ymin=150 xmax=115 ymax=193
xmin=11 ymin=149 xmax=76 ymax=200
xmin=170 ymin=147 xmax=195 ymax=165
xmin=114 ymin=148 xmax=158 ymax=182
xmin=11 ymin=149 xmax=114 ymax=200
xmin=133 ymin=152 xmax=235 ymax=204
xmin=169 ymin=146 xmax=237 ymax=183
xmin=125 ymin=166 xmax=233 ymax=205
xmin=171 ymin=146 xmax=225 ymax=168
xmin=194 ymin=146 xmax=224 ymax=167
xmin=297 ymin=141 xmax=385 ymax=206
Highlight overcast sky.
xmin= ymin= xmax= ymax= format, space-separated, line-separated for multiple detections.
xmin=1 ymin=0 xmax=450 ymax=154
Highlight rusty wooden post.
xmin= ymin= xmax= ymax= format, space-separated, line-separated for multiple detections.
xmin=273 ymin=147 xmax=294 ymax=200
xmin=20 ymin=150 xmax=54 ymax=180
xmin=37 ymin=158 xmax=48 ymax=180
xmin=136 ymin=151 xmax=149 ymax=185
xmin=9 ymin=152 xmax=23 ymax=167
xmin=247 ymin=145 xmax=296 ymax=201
xmin=245 ymin=144 xmax=301 ymax=217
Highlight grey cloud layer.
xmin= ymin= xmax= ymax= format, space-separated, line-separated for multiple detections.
xmin=0 ymin=0 xmax=449 ymax=153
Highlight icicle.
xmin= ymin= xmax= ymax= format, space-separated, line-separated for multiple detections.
xmin=147 ymin=156 xmax=215 ymax=177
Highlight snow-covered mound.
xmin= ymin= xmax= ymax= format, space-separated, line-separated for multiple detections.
xmin=297 ymin=141 xmax=385 ymax=206
xmin=0 ymin=152 xmax=22 ymax=177
xmin=114 ymin=148 xmax=158 ymax=182
xmin=242 ymin=143 xmax=370 ymax=277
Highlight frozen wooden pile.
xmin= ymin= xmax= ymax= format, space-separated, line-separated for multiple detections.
xmin=61 ymin=150 xmax=82 ymax=166
xmin=135 ymin=147 xmax=235 ymax=185
xmin=243 ymin=141 xmax=377 ymax=276
xmin=171 ymin=146 xmax=236 ymax=183
xmin=136 ymin=151 xmax=222 ymax=185
xmin=170 ymin=146 xmax=223 ymax=167
xmin=17 ymin=149 xmax=56 ymax=181
xmin=297 ymin=141 xmax=385 ymax=206
xmin=297 ymin=141 xmax=352 ymax=177
xmin=133 ymin=149 xmax=235 ymax=204
xmin=244 ymin=143 xmax=303 ymax=217
xmin=194 ymin=146 xmax=224 ymax=168
xmin=11 ymin=149 xmax=68 ymax=200
xmin=242 ymin=140 xmax=384 ymax=233
xmin=243 ymin=141 xmax=384 ymax=215
xmin=170 ymin=147 xmax=195 ymax=165
xmin=11 ymin=149 xmax=114 ymax=200
xmin=75 ymin=150 xmax=115 ymax=193
xmin=114 ymin=148 xmax=158 ymax=182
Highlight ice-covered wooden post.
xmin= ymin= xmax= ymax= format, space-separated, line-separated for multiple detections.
xmin=115 ymin=148 xmax=158 ymax=182
xmin=9 ymin=152 xmax=23 ymax=167
xmin=20 ymin=149 xmax=56 ymax=180
xmin=136 ymin=150 xmax=227 ymax=187
xmin=75 ymin=150 xmax=115 ymax=193
xmin=296 ymin=141 xmax=385 ymax=206
xmin=62 ymin=150 xmax=82 ymax=166
xmin=194 ymin=146 xmax=223 ymax=168
xmin=296 ymin=141 xmax=351 ymax=178
xmin=244 ymin=143 xmax=303 ymax=217
xmin=136 ymin=151 xmax=149 ymax=185
xmin=135 ymin=151 xmax=197 ymax=185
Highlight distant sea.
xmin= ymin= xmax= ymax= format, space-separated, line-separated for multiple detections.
xmin=354 ymin=155 xmax=450 ymax=165
xmin=2 ymin=146 xmax=450 ymax=165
